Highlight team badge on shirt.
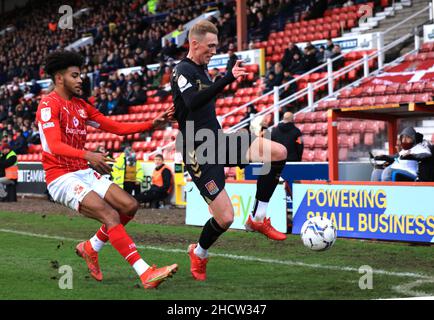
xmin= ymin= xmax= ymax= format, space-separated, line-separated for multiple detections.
xmin=78 ymin=109 xmax=88 ymax=119
xmin=205 ymin=180 xmax=219 ymax=196
xmin=41 ymin=107 xmax=51 ymax=122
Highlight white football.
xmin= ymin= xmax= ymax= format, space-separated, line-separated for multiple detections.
xmin=300 ymin=216 xmax=337 ymax=251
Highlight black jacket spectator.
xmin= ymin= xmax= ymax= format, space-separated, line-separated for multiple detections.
xmin=271 ymin=114 xmax=304 ymax=161
xmin=96 ymin=93 xmax=109 ymax=115
xmin=127 ymin=83 xmax=147 ymax=106
xmin=287 ymin=54 xmax=306 ymax=75
xmin=10 ymin=130 xmax=28 ymax=155
xmin=281 ymin=43 xmax=302 ymax=70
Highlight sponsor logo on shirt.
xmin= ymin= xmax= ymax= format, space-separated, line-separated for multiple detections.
xmin=73 ymin=117 xmax=79 ymax=127
xmin=42 ymin=122 xmax=55 ymax=129
xmin=66 ymin=127 xmax=86 ymax=135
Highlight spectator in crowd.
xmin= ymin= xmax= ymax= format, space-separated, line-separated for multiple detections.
xmin=96 ymin=92 xmax=109 ymax=115
xmin=10 ymin=128 xmax=28 ymax=155
xmin=372 ymin=128 xmax=432 ymax=181
xmin=127 ymin=82 xmax=147 ymax=106
xmin=0 ymin=105 xmax=7 ymax=122
xmin=331 ymin=45 xmax=344 ymax=71
xmin=287 ymin=53 xmax=306 ymax=75
xmin=280 ymin=70 xmax=297 ymax=100
xmin=281 ymin=42 xmax=302 ymax=71
xmin=137 ymin=154 xmax=173 ymax=208
xmin=209 ymin=68 xmax=223 ymax=82
xmin=27 ymin=123 xmax=40 ymax=145
xmin=264 ymin=62 xmax=285 ymax=92
xmin=304 ymin=46 xmax=319 ymax=71
xmin=112 ymin=146 xmax=144 ymax=197
xmin=0 ymin=141 xmax=18 ymax=201
xmin=316 ymin=45 xmax=326 ymax=65
xmin=111 ymin=90 xmax=128 ymax=115
xmin=271 ymin=112 xmax=304 ymax=162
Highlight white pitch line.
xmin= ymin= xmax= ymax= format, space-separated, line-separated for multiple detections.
xmin=1 ymin=228 xmax=433 ymax=281
xmin=392 ymin=279 xmax=434 ymax=298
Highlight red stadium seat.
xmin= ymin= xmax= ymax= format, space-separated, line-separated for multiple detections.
xmin=314 ymin=111 xmax=327 ymax=122
xmin=303 ymin=123 xmax=316 ymax=134
xmin=303 ymin=135 xmax=315 ymax=149
xmin=338 ymin=135 xmax=354 ymax=149
xmin=313 ymin=149 xmax=328 ymax=162
xmin=304 ymin=112 xmax=316 ymax=123
xmin=374 ymin=95 xmax=389 ymax=105
xmin=302 ymin=149 xmax=315 ymax=162
xmin=364 ymin=133 xmax=375 ymax=146
xmin=338 ymin=121 xmax=352 ymax=134
xmin=313 ymin=135 xmax=328 ymax=149
xmin=314 ymin=122 xmax=328 ymax=135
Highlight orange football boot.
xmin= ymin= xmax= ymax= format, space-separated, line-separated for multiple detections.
xmin=75 ymin=240 xmax=103 ymax=281
xmin=188 ymin=244 xmax=208 ymax=281
xmin=140 ymin=264 xmax=178 ymax=289
xmin=245 ymin=216 xmax=287 ymax=241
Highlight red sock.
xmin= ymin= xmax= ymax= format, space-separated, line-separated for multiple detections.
xmin=96 ymin=214 xmax=134 ymax=243
xmin=107 ymin=224 xmax=141 ymax=266
xmin=120 ymin=213 xmax=134 ymax=226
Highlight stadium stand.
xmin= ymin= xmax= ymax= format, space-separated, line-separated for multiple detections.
xmin=0 ymin=0 xmax=426 ymax=164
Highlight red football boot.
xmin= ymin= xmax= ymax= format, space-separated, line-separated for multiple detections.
xmin=188 ymin=244 xmax=208 ymax=281
xmin=75 ymin=240 xmax=103 ymax=281
xmin=245 ymin=216 xmax=287 ymax=241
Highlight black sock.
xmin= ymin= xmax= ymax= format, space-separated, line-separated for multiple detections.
xmin=253 ymin=161 xmax=285 ymax=217
xmin=198 ymin=217 xmax=227 ymax=250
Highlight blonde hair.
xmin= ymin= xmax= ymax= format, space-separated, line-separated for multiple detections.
xmin=188 ymin=20 xmax=218 ymax=42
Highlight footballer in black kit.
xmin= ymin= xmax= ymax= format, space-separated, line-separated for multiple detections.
xmin=171 ymin=57 xmax=256 ymax=204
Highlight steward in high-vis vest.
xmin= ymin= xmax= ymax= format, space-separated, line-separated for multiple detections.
xmin=137 ymin=154 xmax=173 ymax=208
xmin=112 ymin=147 xmax=144 ymax=197
xmin=0 ymin=142 xmax=18 ymax=200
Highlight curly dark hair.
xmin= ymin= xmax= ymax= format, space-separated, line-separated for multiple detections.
xmin=44 ymin=50 xmax=84 ymax=81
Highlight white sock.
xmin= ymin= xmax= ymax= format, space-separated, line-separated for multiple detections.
xmin=194 ymin=243 xmax=208 ymax=259
xmin=252 ymin=200 xmax=268 ymax=222
xmin=133 ymin=259 xmax=150 ymax=276
xmin=89 ymin=235 xmax=106 ymax=252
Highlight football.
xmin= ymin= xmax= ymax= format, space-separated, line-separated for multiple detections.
xmin=300 ymin=216 xmax=337 ymax=251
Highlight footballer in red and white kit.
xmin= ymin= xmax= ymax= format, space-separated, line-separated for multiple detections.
xmin=37 ymin=50 xmax=177 ymax=290
xmin=37 ymin=90 xmax=153 ymax=210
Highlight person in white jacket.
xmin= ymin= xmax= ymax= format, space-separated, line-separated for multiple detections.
xmin=383 ymin=127 xmax=431 ymax=181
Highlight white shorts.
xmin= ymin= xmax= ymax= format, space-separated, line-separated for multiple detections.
xmin=47 ymin=168 xmax=114 ymax=211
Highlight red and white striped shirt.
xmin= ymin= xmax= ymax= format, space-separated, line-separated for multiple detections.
xmin=36 ymin=91 xmax=153 ymax=185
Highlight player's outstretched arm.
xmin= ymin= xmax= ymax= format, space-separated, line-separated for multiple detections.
xmin=86 ymin=104 xmax=174 ymax=135
xmin=176 ymin=60 xmax=248 ymax=112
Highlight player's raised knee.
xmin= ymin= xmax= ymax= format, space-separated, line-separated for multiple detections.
xmin=124 ymin=197 xmax=139 ymax=217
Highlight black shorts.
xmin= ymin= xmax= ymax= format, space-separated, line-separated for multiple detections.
xmin=183 ymin=131 xmax=257 ymax=204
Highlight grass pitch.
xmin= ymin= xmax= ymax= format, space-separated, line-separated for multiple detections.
xmin=0 ymin=210 xmax=433 ymax=300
